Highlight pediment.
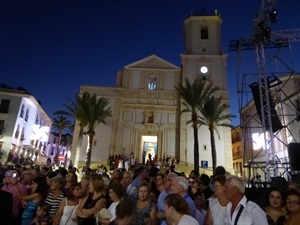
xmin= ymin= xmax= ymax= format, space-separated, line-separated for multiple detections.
xmin=125 ymin=54 xmax=180 ymax=70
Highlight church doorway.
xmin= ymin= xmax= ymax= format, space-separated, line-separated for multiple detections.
xmin=141 ymin=135 xmax=157 ymax=164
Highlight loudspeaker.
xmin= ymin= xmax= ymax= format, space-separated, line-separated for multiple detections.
xmin=249 ymin=80 xmax=283 ymax=133
xmin=271 ymin=177 xmax=289 ymax=192
xmin=245 ymin=187 xmax=270 ymax=208
xmin=288 ymin=143 xmax=300 ymax=171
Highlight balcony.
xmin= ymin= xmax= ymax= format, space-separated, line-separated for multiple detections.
xmin=232 ymin=151 xmax=243 ymax=159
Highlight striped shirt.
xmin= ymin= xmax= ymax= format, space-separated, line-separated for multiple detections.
xmin=45 ymin=191 xmax=65 ymax=218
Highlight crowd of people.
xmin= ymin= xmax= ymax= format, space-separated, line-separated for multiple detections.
xmin=1 ymin=158 xmax=300 ymax=225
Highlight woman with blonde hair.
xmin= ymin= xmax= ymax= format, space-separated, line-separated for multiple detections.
xmin=79 ymin=176 xmax=90 ymax=198
xmin=75 ymin=175 xmax=106 ymax=225
xmin=164 ymin=193 xmax=199 ymax=225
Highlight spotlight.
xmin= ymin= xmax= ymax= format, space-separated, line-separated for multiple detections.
xmin=270 ymin=9 xmax=278 ymax=23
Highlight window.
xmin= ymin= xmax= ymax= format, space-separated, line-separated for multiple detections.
xmin=35 ymin=115 xmax=39 ymax=124
xmin=51 ymin=146 xmax=55 ymax=155
xmin=15 ymin=124 xmax=20 ymax=138
xmin=21 ymin=127 xmax=25 ymax=141
xmin=25 ymin=109 xmax=29 ymax=122
xmin=20 ymin=105 xmax=25 ymax=118
xmin=201 ymin=27 xmax=208 ymax=39
xmin=148 ymin=78 xmax=157 ymax=91
xmin=0 ymin=120 xmax=4 ymax=136
xmin=148 ymin=116 xmax=153 ymax=123
xmin=0 ymin=99 xmax=10 ymax=114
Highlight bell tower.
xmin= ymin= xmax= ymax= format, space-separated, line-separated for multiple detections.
xmin=179 ymin=10 xmax=233 ymax=172
xmin=181 ymin=11 xmax=228 ymax=90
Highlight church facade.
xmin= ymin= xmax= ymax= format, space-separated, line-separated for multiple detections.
xmin=71 ymin=12 xmax=234 ymax=172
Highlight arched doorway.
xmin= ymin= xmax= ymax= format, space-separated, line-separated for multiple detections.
xmin=140 ymin=135 xmax=157 ymax=164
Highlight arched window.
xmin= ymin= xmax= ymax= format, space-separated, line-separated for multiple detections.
xmin=148 ymin=78 xmax=157 ymax=90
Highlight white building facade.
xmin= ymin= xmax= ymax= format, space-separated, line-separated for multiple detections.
xmin=71 ymin=13 xmax=234 ymax=172
xmin=0 ymin=88 xmax=52 ymax=164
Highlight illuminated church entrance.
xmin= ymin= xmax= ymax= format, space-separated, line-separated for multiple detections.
xmin=141 ymin=135 xmax=157 ymax=164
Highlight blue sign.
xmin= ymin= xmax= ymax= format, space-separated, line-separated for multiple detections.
xmin=201 ymin=160 xmax=208 ymax=168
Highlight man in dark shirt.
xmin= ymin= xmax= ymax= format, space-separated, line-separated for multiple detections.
xmin=200 ymin=173 xmax=214 ymax=204
xmin=0 ymin=189 xmax=13 ymax=222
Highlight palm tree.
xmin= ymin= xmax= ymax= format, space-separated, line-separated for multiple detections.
xmin=51 ymin=115 xmax=73 ymax=165
xmin=197 ymin=95 xmax=236 ymax=173
xmin=54 ymin=95 xmax=87 ymax=168
xmin=55 ymin=92 xmax=112 ymax=170
xmin=60 ymin=133 xmax=73 ymax=167
xmin=175 ymin=78 xmax=218 ymax=173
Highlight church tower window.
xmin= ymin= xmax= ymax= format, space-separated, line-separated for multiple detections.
xmin=148 ymin=78 xmax=157 ymax=91
xmin=201 ymin=27 xmax=208 ymax=39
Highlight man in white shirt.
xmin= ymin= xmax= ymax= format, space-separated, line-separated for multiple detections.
xmin=223 ymin=175 xmax=268 ymax=225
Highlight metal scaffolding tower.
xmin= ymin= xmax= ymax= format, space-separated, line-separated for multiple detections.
xmin=229 ymin=0 xmax=300 ymax=182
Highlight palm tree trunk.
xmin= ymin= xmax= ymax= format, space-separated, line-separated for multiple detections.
xmin=85 ymin=132 xmax=95 ymax=171
xmin=193 ymin=121 xmax=200 ymax=173
xmin=54 ymin=132 xmax=62 ymax=165
xmin=210 ymin=128 xmax=217 ymax=174
xmin=71 ymin=121 xmax=83 ymax=168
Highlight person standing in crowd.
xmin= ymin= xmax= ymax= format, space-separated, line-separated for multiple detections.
xmin=1 ymin=170 xmax=27 ymax=225
xmin=131 ymin=166 xmax=149 ymax=189
xmin=109 ymin=198 xmax=136 ymax=225
xmin=120 ymin=170 xmax=138 ymax=203
xmin=109 ymin=169 xmax=122 ymax=186
xmin=193 ymin=192 xmax=206 ymax=225
xmin=154 ymin=173 xmax=165 ymax=198
xmin=98 ymin=183 xmax=125 ymax=225
xmin=62 ymin=172 xmax=78 ymax=197
xmin=45 ymin=176 xmax=65 ymax=224
xmin=142 ymin=151 xmax=146 ymax=165
xmin=264 ymin=187 xmax=286 ymax=225
xmin=171 ymin=176 xmax=196 ymax=218
xmin=204 ymin=175 xmax=229 ymax=225
xmin=53 ymin=183 xmax=82 ymax=225
xmin=13 ymin=176 xmax=48 ymax=225
xmin=76 ymin=175 xmax=107 ymax=225
xmin=19 ymin=170 xmax=34 ymax=193
xmin=0 ymin=189 xmax=13 ymax=222
xmin=223 ymin=175 xmax=268 ymax=225
xmin=164 ymin=193 xmax=199 ymax=225
xmin=189 ymin=170 xmax=200 ymax=182
xmin=45 ymin=158 xmax=53 ymax=172
xmin=30 ymin=202 xmax=51 ymax=225
xmin=157 ymin=172 xmax=178 ymax=225
xmin=79 ymin=176 xmax=90 ymax=198
xmin=213 ymin=166 xmax=226 ymax=177
xmin=276 ymin=189 xmax=300 ymax=225
xmin=134 ymin=181 xmax=157 ymax=225
xmin=200 ymin=174 xmax=214 ymax=205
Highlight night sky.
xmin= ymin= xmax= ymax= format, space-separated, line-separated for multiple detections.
xmin=1 ymin=0 xmax=300 ymax=126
